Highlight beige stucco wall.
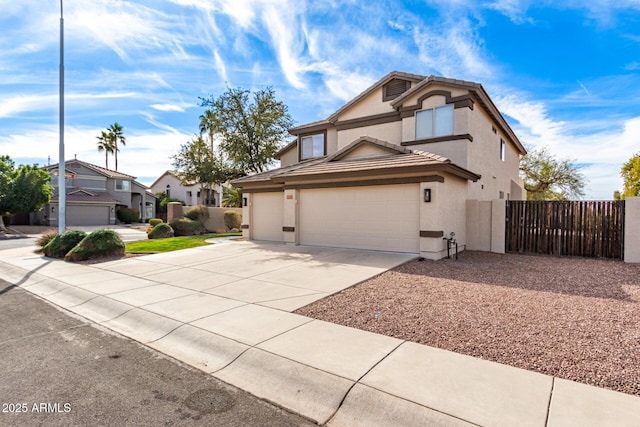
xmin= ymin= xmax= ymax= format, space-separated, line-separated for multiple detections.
xmin=466 ymin=106 xmax=524 ymax=201
xmin=624 ymin=197 xmax=640 ymax=263
xmin=278 ymin=146 xmax=298 ymax=167
xmin=340 ymin=144 xmax=394 ymax=160
xmin=199 ymin=207 xmax=242 ymax=232
xmin=419 ymin=175 xmax=468 ymax=259
xmin=337 ymin=121 xmax=402 ymax=150
xmin=283 ymin=188 xmax=298 ymax=244
xmin=337 ymin=87 xmax=397 ymax=121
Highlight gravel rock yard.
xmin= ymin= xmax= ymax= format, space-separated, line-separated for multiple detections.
xmin=296 ymin=251 xmax=640 ymax=396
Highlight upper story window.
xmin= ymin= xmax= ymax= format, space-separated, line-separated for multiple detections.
xmin=300 ymin=133 xmax=325 ymax=160
xmin=415 ymin=104 xmax=454 ymax=139
xmin=500 ymin=138 xmax=506 ymax=161
xmin=115 ymin=179 xmax=130 ymax=191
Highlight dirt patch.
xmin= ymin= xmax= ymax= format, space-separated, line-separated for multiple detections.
xmin=295 ymin=251 xmax=640 ymax=396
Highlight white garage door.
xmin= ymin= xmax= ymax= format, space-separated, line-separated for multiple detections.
xmin=252 ymin=192 xmax=284 ymax=242
xmin=67 ymin=205 xmax=110 ymax=226
xmin=299 ymin=184 xmax=419 ymax=253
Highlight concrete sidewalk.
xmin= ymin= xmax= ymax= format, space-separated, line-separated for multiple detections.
xmin=1 ymin=241 xmax=639 ymax=426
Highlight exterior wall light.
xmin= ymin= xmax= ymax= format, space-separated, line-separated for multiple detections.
xmin=424 ymin=188 xmax=432 ymax=203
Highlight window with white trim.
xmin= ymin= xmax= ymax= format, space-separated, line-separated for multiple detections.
xmin=300 ymin=133 xmax=325 ymax=160
xmin=415 ymin=104 xmax=454 ymax=139
xmin=116 ymin=179 xmax=130 ymax=191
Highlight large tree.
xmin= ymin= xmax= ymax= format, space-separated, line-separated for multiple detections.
xmin=620 ymin=153 xmax=640 ymax=199
xmin=107 ymin=122 xmax=126 ymax=170
xmin=519 ymin=146 xmax=586 ymax=200
xmin=96 ymin=130 xmax=115 ymax=169
xmin=171 ymin=135 xmax=242 ymax=205
xmin=0 ymin=156 xmax=53 ymax=232
xmin=199 ymin=87 xmax=294 ymax=174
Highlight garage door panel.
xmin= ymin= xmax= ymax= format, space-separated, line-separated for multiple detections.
xmin=68 ymin=205 xmax=110 ymax=226
xmin=299 ymin=184 xmax=419 ymax=253
xmin=252 ymin=192 xmax=284 ymax=242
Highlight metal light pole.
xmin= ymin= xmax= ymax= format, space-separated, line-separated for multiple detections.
xmin=58 ymin=0 xmax=66 ymax=233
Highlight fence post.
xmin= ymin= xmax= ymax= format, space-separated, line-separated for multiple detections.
xmin=624 ymin=197 xmax=640 ymax=263
xmin=491 ymin=199 xmax=506 ymax=254
xmin=167 ymin=202 xmax=183 ymax=223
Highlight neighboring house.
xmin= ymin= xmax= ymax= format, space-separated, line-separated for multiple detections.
xmin=150 ymin=170 xmax=221 ymax=207
xmin=232 ymin=71 xmax=527 ymax=259
xmin=39 ymin=159 xmax=157 ymax=226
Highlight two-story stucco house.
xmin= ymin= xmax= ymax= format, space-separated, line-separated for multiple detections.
xmin=40 ymin=159 xmax=157 ymax=226
xmin=150 ymin=170 xmax=221 ymax=207
xmin=232 ymin=71 xmax=527 ymax=259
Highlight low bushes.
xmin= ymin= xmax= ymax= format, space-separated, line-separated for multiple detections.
xmin=184 ymin=205 xmax=209 ymax=222
xmin=148 ymin=223 xmax=174 ymax=239
xmin=116 ymin=208 xmax=139 ymax=224
xmin=65 ymin=229 xmax=125 ymax=262
xmin=169 ymin=217 xmax=206 ymax=236
xmin=224 ymin=210 xmax=242 ymax=230
xmin=43 ymin=230 xmax=87 ymax=258
xmin=36 ymin=229 xmax=59 ymax=250
xmin=148 ymin=218 xmax=163 ymax=227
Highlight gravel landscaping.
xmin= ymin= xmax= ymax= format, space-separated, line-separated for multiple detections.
xmin=295 ymin=251 xmax=640 ymax=396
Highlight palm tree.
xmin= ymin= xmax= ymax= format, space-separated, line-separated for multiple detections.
xmin=96 ymin=131 xmax=115 ymax=169
xmin=107 ymin=122 xmax=126 ymax=171
xmin=222 ymin=187 xmax=243 ymax=208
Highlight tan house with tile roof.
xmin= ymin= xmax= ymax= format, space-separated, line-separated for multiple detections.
xmin=39 ymin=159 xmax=157 ymax=226
xmin=233 ymin=71 xmax=527 ymax=259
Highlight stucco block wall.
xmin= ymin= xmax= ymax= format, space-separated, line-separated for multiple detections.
xmin=166 ymin=203 xmax=242 ymax=232
xmin=419 ymin=177 xmax=468 ymax=259
xmin=624 ymin=197 xmax=640 ymax=263
xmin=466 ymin=200 xmax=492 ymax=251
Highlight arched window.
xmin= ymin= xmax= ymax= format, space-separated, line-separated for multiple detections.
xmin=166 ymin=185 xmax=171 ymax=198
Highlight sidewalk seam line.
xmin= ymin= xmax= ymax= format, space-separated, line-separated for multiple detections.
xmin=545 ymin=376 xmax=555 ymax=427
xmin=324 ymin=339 xmax=406 ymax=425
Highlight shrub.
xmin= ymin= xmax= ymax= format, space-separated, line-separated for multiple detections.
xmin=36 ymin=229 xmax=59 ymax=249
xmin=148 ymin=223 xmax=174 ymax=239
xmin=65 ymin=229 xmax=125 ymax=262
xmin=148 ymin=218 xmax=163 ymax=227
xmin=169 ymin=217 xmax=206 ymax=236
xmin=224 ymin=210 xmax=242 ymax=230
xmin=116 ymin=207 xmax=139 ymax=224
xmin=2 ymin=214 xmax=12 ymax=227
xmin=42 ymin=230 xmax=87 ymax=258
xmin=184 ymin=205 xmax=210 ymax=222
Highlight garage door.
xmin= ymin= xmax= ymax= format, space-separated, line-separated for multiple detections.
xmin=299 ymin=184 xmax=419 ymax=253
xmin=252 ymin=192 xmax=284 ymax=242
xmin=67 ymin=205 xmax=110 ymax=226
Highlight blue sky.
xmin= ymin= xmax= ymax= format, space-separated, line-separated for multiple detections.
xmin=1 ymin=0 xmax=639 ymax=199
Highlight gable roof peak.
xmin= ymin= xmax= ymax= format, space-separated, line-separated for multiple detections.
xmin=326 ymin=71 xmax=427 ymax=123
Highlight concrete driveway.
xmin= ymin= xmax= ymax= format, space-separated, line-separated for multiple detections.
xmin=92 ymin=241 xmax=417 ymax=311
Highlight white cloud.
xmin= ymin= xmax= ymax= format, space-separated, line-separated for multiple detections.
xmin=150 ymin=104 xmax=187 ymax=112
xmin=0 ymin=125 xmax=190 ymax=186
xmin=0 ymin=92 xmax=136 ymax=118
xmin=213 ymin=50 xmax=229 ymax=84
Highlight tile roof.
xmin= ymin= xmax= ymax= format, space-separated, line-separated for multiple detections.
xmin=47 ymin=159 xmax=137 ymax=180
xmin=232 ymin=137 xmax=480 ymax=187
xmin=51 ymin=189 xmax=120 ymax=204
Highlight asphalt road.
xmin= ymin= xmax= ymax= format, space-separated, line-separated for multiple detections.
xmin=0 ymin=281 xmax=313 ymax=427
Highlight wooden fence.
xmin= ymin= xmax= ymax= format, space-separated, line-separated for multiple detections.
xmin=505 ymin=200 xmax=625 ymax=259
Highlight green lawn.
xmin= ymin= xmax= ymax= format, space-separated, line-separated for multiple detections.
xmin=125 ymin=233 xmax=242 ymax=253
